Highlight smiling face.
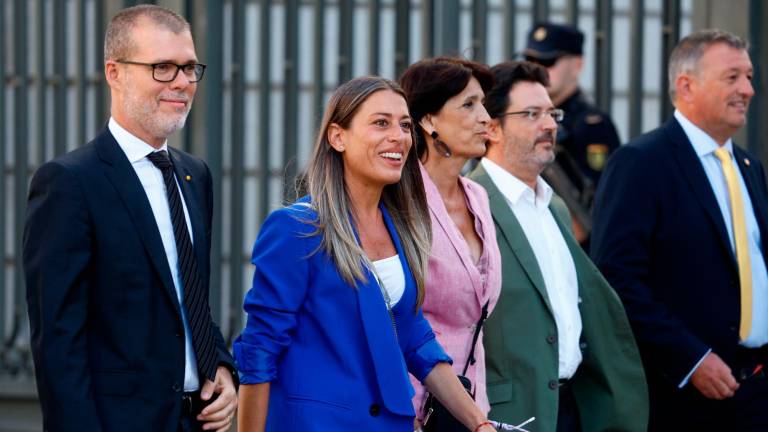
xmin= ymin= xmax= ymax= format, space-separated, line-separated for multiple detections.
xmin=106 ymin=17 xmax=198 ymax=147
xmin=488 ymin=80 xmax=557 ymax=187
xmin=675 ymin=43 xmax=754 ymax=144
xmin=329 ymin=90 xmax=414 ymax=190
xmin=425 ymin=76 xmax=491 ymax=159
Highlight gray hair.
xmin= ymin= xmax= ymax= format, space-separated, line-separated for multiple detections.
xmin=104 ymin=4 xmax=190 ymax=62
xmin=301 ymin=76 xmax=432 ymax=309
xmin=668 ymin=29 xmax=748 ymax=101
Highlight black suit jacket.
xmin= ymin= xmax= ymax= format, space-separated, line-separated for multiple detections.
xmin=23 ymin=128 xmax=234 ymax=432
xmin=591 ymin=118 xmax=768 ymax=384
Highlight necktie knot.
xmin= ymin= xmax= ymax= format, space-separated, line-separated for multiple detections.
xmin=714 ymin=147 xmax=731 ymax=164
xmin=146 ymin=150 xmax=173 ymax=172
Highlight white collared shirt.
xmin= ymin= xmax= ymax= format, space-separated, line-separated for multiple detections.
xmin=675 ymin=110 xmax=768 ymax=348
xmin=481 ymin=158 xmax=583 ymax=379
xmin=109 ymin=117 xmax=200 ymax=391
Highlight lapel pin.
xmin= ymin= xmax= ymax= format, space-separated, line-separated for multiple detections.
xmin=744 ymin=158 xmax=750 ymax=167
xmin=185 ymin=175 xmax=192 ymax=181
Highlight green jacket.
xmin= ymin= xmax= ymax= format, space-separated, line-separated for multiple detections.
xmin=468 ymin=164 xmax=648 ymax=432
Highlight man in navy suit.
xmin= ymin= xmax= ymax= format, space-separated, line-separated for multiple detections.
xmin=23 ymin=5 xmax=236 ymax=431
xmin=591 ymin=29 xmax=768 ymax=431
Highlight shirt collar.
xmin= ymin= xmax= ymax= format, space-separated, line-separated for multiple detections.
xmin=674 ymin=110 xmax=733 ymax=157
xmin=109 ymin=117 xmax=168 ymax=163
xmin=481 ymin=157 xmax=553 ymax=207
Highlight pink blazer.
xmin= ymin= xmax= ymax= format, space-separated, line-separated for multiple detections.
xmin=411 ymin=163 xmax=502 ymax=419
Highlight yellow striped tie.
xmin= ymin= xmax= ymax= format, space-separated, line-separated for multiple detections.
xmin=714 ymin=147 xmax=752 ymax=341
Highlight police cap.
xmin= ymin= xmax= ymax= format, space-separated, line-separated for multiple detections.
xmin=523 ymin=22 xmax=584 ymax=61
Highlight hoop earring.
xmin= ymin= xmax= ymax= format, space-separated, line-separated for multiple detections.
xmin=430 ymin=131 xmax=451 ymax=158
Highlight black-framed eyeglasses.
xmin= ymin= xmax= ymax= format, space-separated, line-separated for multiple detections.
xmin=116 ymin=60 xmax=207 ymax=83
xmin=499 ymin=108 xmax=565 ymax=122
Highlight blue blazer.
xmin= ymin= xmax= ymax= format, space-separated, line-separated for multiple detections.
xmin=233 ymin=198 xmax=450 ymax=431
xmin=591 ymin=118 xmax=768 ymax=420
xmin=23 ymin=128 xmax=234 ymax=432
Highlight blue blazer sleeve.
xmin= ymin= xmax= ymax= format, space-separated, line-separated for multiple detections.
xmin=233 ymin=205 xmax=314 ymax=384
xmin=400 ymin=308 xmax=452 ymax=382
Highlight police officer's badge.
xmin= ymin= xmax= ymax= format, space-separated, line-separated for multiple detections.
xmin=533 ymin=27 xmax=547 ymax=41
xmin=587 ymin=144 xmax=609 ymax=171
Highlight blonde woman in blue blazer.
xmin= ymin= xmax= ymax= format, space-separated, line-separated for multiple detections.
xmin=234 ymin=76 xmax=497 ymax=432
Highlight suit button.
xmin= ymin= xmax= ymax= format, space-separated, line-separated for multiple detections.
xmin=369 ymin=403 xmax=380 ymax=416
xmin=579 ymin=342 xmax=588 ymax=351
xmin=172 ymin=382 xmax=182 ymax=392
xmin=548 ymin=380 xmax=558 ymax=390
xmin=547 ymin=334 xmax=556 ymax=344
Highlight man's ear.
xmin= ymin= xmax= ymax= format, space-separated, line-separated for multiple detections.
xmin=104 ymin=61 xmax=121 ymax=90
xmin=675 ymin=73 xmax=695 ymax=103
xmin=327 ymin=123 xmax=346 ymax=152
xmin=487 ymin=118 xmax=503 ymax=146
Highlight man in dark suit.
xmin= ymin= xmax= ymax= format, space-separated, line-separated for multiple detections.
xmin=23 ymin=5 xmax=237 ymax=431
xmin=592 ymin=29 xmax=768 ymax=431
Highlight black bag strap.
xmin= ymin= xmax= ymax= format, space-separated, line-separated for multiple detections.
xmin=461 ymin=300 xmax=489 ymax=377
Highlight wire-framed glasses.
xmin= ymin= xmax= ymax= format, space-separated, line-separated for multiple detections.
xmin=499 ymin=108 xmax=565 ymax=122
xmin=116 ymin=60 xmax=207 ymax=83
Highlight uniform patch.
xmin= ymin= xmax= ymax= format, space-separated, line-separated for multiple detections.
xmin=586 ymin=143 xmax=609 ymax=171
xmin=585 ymin=114 xmax=603 ymax=125
xmin=534 ymin=27 xmax=547 ymax=41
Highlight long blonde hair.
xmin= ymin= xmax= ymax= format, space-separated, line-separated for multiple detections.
xmin=300 ymin=76 xmax=431 ymax=308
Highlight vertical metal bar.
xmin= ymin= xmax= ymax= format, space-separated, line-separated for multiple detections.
xmin=79 ymin=0 xmax=87 ymax=147
xmin=594 ymin=0 xmax=612 ymax=113
xmin=284 ymin=0 xmax=298 ymax=200
xmin=394 ymin=0 xmax=410 ymax=77
xmin=13 ymin=0 xmax=29 ymax=347
xmin=747 ymin=0 xmax=763 ymax=156
xmin=420 ymin=0 xmax=434 ymax=59
xmin=435 ymin=0 xmax=459 ymax=56
xmin=259 ymin=0 xmax=271 ymax=222
xmin=533 ymin=0 xmax=549 ymax=22
xmin=38 ymin=0 xmax=47 ymax=162
xmin=338 ymin=0 xmax=353 ymax=84
xmin=567 ymin=0 xmax=579 ymax=27
xmin=54 ymin=0 xmax=67 ymax=156
xmin=369 ymin=0 xmax=380 ymax=74
xmin=95 ymin=0 xmax=106 ymax=123
xmin=0 ymin=0 xmax=7 ymax=343
xmin=628 ymin=0 xmax=644 ymax=139
xmin=660 ymin=0 xmax=680 ymax=122
xmin=471 ymin=0 xmax=488 ymax=63
xmin=503 ymin=0 xmax=517 ymax=60
xmin=313 ymin=0 xmax=325 ymax=128
xmin=182 ymin=0 xmax=195 ymax=153
xmin=229 ymin=0 xmax=245 ymax=335
xmin=205 ymin=0 xmax=224 ymax=325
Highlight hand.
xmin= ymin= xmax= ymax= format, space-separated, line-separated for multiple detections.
xmin=198 ymin=366 xmax=238 ymax=431
xmin=690 ymin=352 xmax=739 ymax=399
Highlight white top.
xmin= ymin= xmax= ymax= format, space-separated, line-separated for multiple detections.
xmin=372 ymin=255 xmax=405 ymax=306
xmin=109 ymin=117 xmax=200 ymax=392
xmin=481 ymin=157 xmax=583 ymax=379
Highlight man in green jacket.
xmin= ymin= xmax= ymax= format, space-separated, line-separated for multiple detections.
xmin=467 ymin=60 xmax=647 ymax=432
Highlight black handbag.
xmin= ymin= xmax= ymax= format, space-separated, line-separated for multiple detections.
xmin=422 ymin=301 xmax=489 ymax=432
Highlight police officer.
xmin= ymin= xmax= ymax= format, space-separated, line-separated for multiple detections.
xmin=523 ymin=22 xmax=620 ymax=245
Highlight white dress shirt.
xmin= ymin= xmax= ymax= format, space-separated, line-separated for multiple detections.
xmin=481 ymin=158 xmax=583 ymax=379
xmin=110 ymin=117 xmax=200 ymax=391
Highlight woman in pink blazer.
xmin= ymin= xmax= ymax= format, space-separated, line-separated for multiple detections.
xmin=400 ymin=57 xmax=503 ymax=429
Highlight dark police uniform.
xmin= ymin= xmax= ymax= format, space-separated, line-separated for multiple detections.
xmin=524 ymin=22 xmax=621 ymax=245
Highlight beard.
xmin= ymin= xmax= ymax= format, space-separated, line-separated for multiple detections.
xmin=123 ymin=89 xmax=192 ymax=139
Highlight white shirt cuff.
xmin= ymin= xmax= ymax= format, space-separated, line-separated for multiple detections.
xmin=678 ymin=348 xmax=712 ymax=388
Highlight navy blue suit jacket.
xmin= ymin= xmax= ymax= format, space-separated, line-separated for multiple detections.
xmin=233 ymin=199 xmax=450 ymax=431
xmin=23 ymin=128 xmax=234 ymax=432
xmin=591 ymin=118 xmax=768 ymax=385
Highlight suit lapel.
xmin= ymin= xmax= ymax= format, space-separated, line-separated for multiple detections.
xmin=666 ymin=119 xmax=735 ymax=263
xmin=94 ymin=129 xmax=182 ymax=316
xmin=169 ymin=149 xmax=208 ymax=274
xmin=470 ymin=164 xmax=552 ymax=312
xmin=734 ymin=147 xmax=768 ymax=260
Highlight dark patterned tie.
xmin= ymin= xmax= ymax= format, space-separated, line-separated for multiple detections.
xmin=146 ymin=150 xmax=217 ymax=381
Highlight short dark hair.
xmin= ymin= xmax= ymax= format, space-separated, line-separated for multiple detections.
xmin=484 ymin=61 xmax=550 ymax=120
xmin=398 ymin=56 xmax=493 ymax=158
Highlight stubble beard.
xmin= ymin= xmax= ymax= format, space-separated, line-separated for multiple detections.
xmin=124 ymin=90 xmax=192 ymax=140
